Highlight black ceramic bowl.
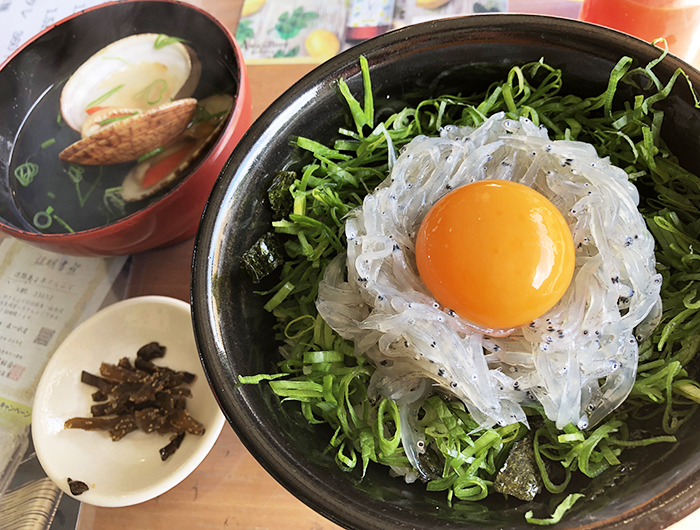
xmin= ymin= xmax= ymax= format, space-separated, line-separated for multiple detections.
xmin=192 ymin=15 xmax=700 ymax=530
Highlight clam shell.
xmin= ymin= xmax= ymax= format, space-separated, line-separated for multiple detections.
xmin=121 ymin=94 xmax=233 ymax=202
xmin=81 ymin=107 xmax=140 ymax=138
xmin=60 ymin=33 xmax=196 ymax=133
xmin=58 ymin=98 xmax=197 ymax=166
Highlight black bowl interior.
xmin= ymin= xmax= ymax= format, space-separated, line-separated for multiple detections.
xmin=192 ymin=14 xmax=700 ymax=530
xmin=0 ymin=0 xmax=240 ymax=235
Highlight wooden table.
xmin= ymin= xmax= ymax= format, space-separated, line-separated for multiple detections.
xmin=75 ymin=1 xmax=699 ymax=529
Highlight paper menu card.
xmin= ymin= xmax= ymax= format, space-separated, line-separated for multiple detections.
xmin=0 ymin=238 xmax=126 ymax=426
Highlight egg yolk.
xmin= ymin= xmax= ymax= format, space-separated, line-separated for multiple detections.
xmin=415 ymin=180 xmax=575 ymax=330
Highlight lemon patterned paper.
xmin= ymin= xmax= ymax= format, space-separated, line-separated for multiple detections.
xmin=238 ymin=0 xmax=508 ymax=63
xmin=238 ymin=0 xmax=347 ymax=62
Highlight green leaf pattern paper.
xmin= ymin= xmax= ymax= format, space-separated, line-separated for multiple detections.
xmin=238 ymin=0 xmax=509 ymax=62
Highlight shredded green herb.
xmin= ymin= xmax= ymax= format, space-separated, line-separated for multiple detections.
xmin=86 ymin=84 xmax=124 ymax=110
xmin=101 ymin=186 xmax=126 ymax=224
xmin=240 ymin=49 xmax=700 ymax=524
xmin=525 ymin=493 xmax=585 ymax=525
xmin=192 ymin=103 xmax=229 ymax=124
xmin=40 ymin=138 xmax=55 ymax=149
xmin=137 ymin=147 xmax=165 ymax=163
xmin=30 ymin=205 xmax=73 ymax=232
xmin=98 ymin=112 xmax=138 ymax=126
xmin=52 ymin=214 xmax=75 ymax=233
xmin=101 ymin=56 xmax=131 ymax=66
xmin=14 ymin=162 xmax=38 ymax=187
xmin=134 ymin=79 xmax=168 ymax=105
xmin=73 ymin=166 xmax=103 ymax=208
xmin=154 ymin=34 xmax=188 ymax=50
xmin=33 ymin=206 xmax=54 ymax=230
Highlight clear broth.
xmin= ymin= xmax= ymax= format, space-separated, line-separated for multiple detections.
xmin=8 ymin=81 xmax=229 ymax=235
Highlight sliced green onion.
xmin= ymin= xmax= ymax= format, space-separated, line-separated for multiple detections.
xmin=86 ymin=84 xmax=124 ymax=109
xmin=269 ymin=380 xmax=323 ymax=399
xmin=14 ymin=162 xmax=38 ymax=187
xmin=40 ymin=138 xmax=55 ymax=149
xmin=303 ymin=350 xmax=344 ymax=364
xmin=238 ymin=373 xmax=289 ymax=385
xmin=134 ymin=79 xmax=168 ymax=105
xmin=525 ymin=493 xmax=584 ymax=525
xmin=52 ymin=214 xmax=75 ymax=233
xmin=264 ymin=281 xmax=295 ymax=312
xmin=154 ymin=34 xmax=188 ymax=49
xmin=137 ymin=147 xmax=165 ymax=163
xmin=98 ymin=112 xmax=138 ymax=126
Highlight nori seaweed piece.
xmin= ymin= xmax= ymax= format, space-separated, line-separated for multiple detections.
xmin=160 ymin=433 xmax=185 ymax=461
xmin=67 ymin=478 xmax=89 ymax=496
xmin=493 ymin=434 xmax=543 ymax=502
xmin=240 ymin=232 xmax=285 ymax=283
xmin=267 ymin=170 xmax=297 ymax=220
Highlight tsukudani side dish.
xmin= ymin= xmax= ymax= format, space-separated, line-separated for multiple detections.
xmin=64 ymin=342 xmax=205 ymax=462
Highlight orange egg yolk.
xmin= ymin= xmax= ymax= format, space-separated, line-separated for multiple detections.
xmin=415 ymin=179 xmax=575 ymax=330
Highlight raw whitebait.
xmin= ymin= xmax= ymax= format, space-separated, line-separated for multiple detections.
xmin=317 ymin=112 xmax=661 ymax=434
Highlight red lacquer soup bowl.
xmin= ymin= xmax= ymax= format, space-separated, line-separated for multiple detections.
xmin=0 ymin=0 xmax=252 ymax=256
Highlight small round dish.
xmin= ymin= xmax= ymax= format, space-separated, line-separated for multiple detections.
xmin=32 ymin=295 xmax=224 ymax=507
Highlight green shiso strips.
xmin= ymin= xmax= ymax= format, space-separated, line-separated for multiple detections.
xmin=240 ymin=47 xmax=700 ymax=524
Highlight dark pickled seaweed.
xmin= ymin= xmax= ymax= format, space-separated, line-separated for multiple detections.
xmin=80 ymin=371 xmax=114 ymax=394
xmin=67 ymin=478 xmax=89 ymax=496
xmin=135 ymin=408 xmax=167 ymax=433
xmin=160 ymin=408 xmax=205 ymax=435
xmin=493 ymin=435 xmax=543 ymax=502
xmin=90 ymin=401 xmax=114 ymax=417
xmin=163 ymin=387 xmax=193 ymax=398
xmin=64 ymin=416 xmax=120 ymax=430
xmin=268 ymin=170 xmax=297 ymax=219
xmin=109 ymin=415 xmax=138 ymax=441
xmin=99 ymin=362 xmax=146 ymax=383
xmin=137 ymin=342 xmax=166 ymax=362
xmin=64 ymin=342 xmax=203 ymax=460
xmin=91 ymin=390 xmax=108 ymax=402
xmin=117 ymin=357 xmax=133 ymax=370
xmin=160 ymin=433 xmax=185 ymax=461
xmin=240 ymin=232 xmax=285 ymax=283
xmin=135 ymin=356 xmax=158 ymax=373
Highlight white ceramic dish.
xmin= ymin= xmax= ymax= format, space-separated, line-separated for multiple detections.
xmin=32 ymin=295 xmax=225 ymax=507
